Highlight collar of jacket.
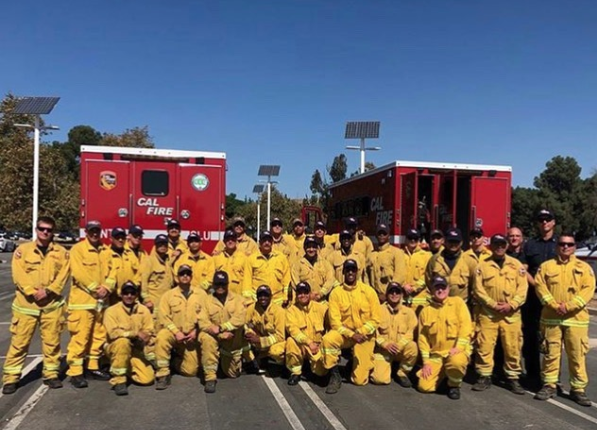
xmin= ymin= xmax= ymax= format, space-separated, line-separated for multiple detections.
xmin=85 ymin=238 xmax=105 ymax=253
xmin=119 ymin=301 xmax=139 ymax=315
xmin=384 ymin=301 xmax=402 ymax=314
xmin=556 ymin=255 xmax=576 ymax=265
xmin=378 ymin=243 xmax=391 ymax=251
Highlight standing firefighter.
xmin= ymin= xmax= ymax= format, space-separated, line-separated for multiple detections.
xmin=291 ymin=236 xmax=337 ymax=305
xmin=104 ymin=227 xmax=140 ymax=303
xmin=369 ymin=223 xmax=407 ymax=301
xmin=370 ymin=282 xmax=418 ymax=387
xmin=403 ymin=229 xmax=432 ymax=313
xmin=66 ymin=220 xmax=112 ymax=388
xmin=472 ymin=234 xmax=528 ymax=395
xmin=140 ymin=234 xmax=174 ymax=315
xmin=199 ymin=271 xmax=247 ymax=393
xmin=321 ymin=259 xmax=381 ymax=394
xmin=104 ymin=281 xmax=155 ymax=396
xmin=2 ymin=216 xmax=69 ymax=394
xmin=213 ymin=230 xmax=247 ymax=295
xmin=417 ymin=276 xmax=472 ymax=400
xmin=534 ymin=233 xmax=595 ymax=407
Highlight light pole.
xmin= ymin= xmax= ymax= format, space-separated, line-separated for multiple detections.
xmin=252 ymin=185 xmax=265 ymax=239
xmin=13 ymin=97 xmax=61 ymax=239
xmin=258 ymin=165 xmax=280 ymax=228
xmin=345 ymin=121 xmax=381 ymax=174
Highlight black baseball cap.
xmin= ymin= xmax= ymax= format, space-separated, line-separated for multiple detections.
xmin=304 ymin=236 xmax=318 ymax=249
xmin=345 ymin=217 xmax=358 ymax=227
xmin=386 ymin=282 xmax=404 ymax=295
xmin=490 ymin=234 xmax=508 ymax=245
xmin=343 ymin=259 xmax=358 ymax=271
xmin=430 ymin=229 xmax=444 ymax=238
xmin=470 ymin=227 xmax=484 ymax=237
xmin=86 ymin=220 xmax=101 ymax=230
xmin=154 ymin=234 xmax=168 ymax=245
xmin=129 ymin=224 xmax=144 ymax=235
xmin=111 ymin=227 xmax=126 ymax=238
xmin=296 ymin=282 xmax=311 ymax=294
xmin=314 ymin=221 xmax=326 ymax=230
xmin=406 ymin=229 xmax=420 ymax=240
xmin=536 ymin=209 xmax=555 ymax=221
xmin=187 ymin=231 xmax=201 ymax=242
xmin=121 ymin=281 xmax=139 ymax=294
xmin=256 ymin=285 xmax=272 ymax=297
xmin=270 ymin=217 xmax=283 ymax=226
xmin=223 ymin=230 xmax=237 ymax=241
xmin=431 ymin=276 xmax=448 ymax=288
xmin=177 ymin=264 xmax=193 ymax=276
xmin=213 ymin=271 xmax=229 ymax=286
xmin=377 ymin=224 xmax=389 ymax=234
xmin=167 ymin=219 xmax=181 ymax=229
xmin=339 ymin=229 xmax=352 ymax=239
xmin=259 ymin=231 xmax=273 ymax=242
xmin=445 ymin=228 xmax=463 ymax=242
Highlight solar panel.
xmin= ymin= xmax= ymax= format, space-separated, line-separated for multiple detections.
xmin=13 ymin=97 xmax=60 ymax=115
xmin=345 ymin=121 xmax=380 ymax=139
xmin=253 ymin=185 xmax=265 ymax=193
xmin=258 ymin=165 xmax=280 ymax=177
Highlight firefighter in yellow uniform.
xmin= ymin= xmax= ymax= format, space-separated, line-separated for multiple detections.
xmin=271 ymin=218 xmax=299 ymax=266
xmin=533 ymin=233 xmax=595 ymax=407
xmin=104 ymin=227 xmax=141 ymax=303
xmin=243 ymin=231 xmax=290 ymax=305
xmin=244 ymin=285 xmax=286 ymax=373
xmin=104 ymin=281 xmax=155 ymax=396
xmin=403 ymin=229 xmax=432 ymax=313
xmin=140 ymin=234 xmax=174 ymax=315
xmin=417 ymin=276 xmax=472 ymax=400
xmin=369 ymin=224 xmax=407 ymax=300
xmin=327 ymin=230 xmax=368 ymax=285
xmin=322 ymin=259 xmax=381 ymax=394
xmin=154 ymin=265 xmax=207 ymax=390
xmin=126 ymin=224 xmax=148 ymax=267
xmin=463 ymin=227 xmax=492 ymax=275
xmin=291 ymin=236 xmax=337 ymax=305
xmin=371 ymin=282 xmax=418 ymax=387
xmin=198 ymin=271 xmax=247 ymax=393
xmin=285 ymin=282 xmax=327 ymax=385
xmin=425 ymin=228 xmax=473 ymax=304
xmin=212 ymin=217 xmax=258 ymax=257
xmin=66 ymin=220 xmax=112 ymax=388
xmin=173 ymin=231 xmax=215 ymax=291
xmin=472 ymin=234 xmax=528 ymax=395
xmin=2 ymin=217 xmax=69 ymax=395
xmin=288 ymin=218 xmax=307 ymax=251
xmin=313 ymin=220 xmax=336 ymax=253
xmin=213 ymin=230 xmax=247 ymax=295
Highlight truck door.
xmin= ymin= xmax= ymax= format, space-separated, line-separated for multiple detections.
xmin=83 ymin=160 xmax=131 ymax=237
xmin=399 ymin=172 xmax=417 ymax=239
xmin=177 ymin=164 xmax=224 ymax=244
xmin=436 ymin=172 xmax=456 ymax=232
xmin=470 ymin=176 xmax=510 ymax=235
xmin=132 ymin=162 xmax=178 ymax=231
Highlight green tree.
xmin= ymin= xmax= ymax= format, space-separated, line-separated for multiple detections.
xmin=225 ymin=193 xmax=246 ymax=219
xmin=350 ymin=161 xmax=376 ymax=177
xmin=511 ymin=186 xmax=540 ymax=237
xmin=328 ymin=153 xmax=347 ymax=183
xmin=101 ymin=126 xmax=154 ymax=148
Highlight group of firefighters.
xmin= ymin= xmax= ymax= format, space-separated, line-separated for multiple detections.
xmin=1 ymin=210 xmax=594 ymax=406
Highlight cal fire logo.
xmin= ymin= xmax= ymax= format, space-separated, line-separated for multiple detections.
xmin=137 ymin=198 xmax=174 ymax=216
xmin=99 ymin=171 xmax=117 ymax=191
xmin=192 ymin=173 xmax=209 ymax=191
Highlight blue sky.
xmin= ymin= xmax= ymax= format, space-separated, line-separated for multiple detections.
xmin=2 ymin=0 xmax=597 ymax=199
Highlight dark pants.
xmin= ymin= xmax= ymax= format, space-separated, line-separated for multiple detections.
xmin=521 ymin=291 xmax=542 ymax=383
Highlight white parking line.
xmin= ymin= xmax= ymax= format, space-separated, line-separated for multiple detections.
xmin=0 ymin=354 xmax=43 ymax=359
xmin=525 ymin=390 xmax=597 ymax=424
xmin=3 ymin=384 xmax=48 ymax=430
xmin=0 ymin=292 xmax=14 ymax=302
xmin=299 ymin=381 xmax=347 ymax=430
xmin=261 ymin=376 xmax=306 ymax=430
xmin=0 ymin=357 xmax=43 ymax=400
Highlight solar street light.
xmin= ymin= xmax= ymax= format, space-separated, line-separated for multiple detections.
xmin=257 ymin=165 xmax=280 ymax=228
xmin=13 ymin=97 xmax=60 ymax=239
xmin=345 ymin=121 xmax=381 ymax=174
xmin=253 ymin=185 xmax=265 ymax=239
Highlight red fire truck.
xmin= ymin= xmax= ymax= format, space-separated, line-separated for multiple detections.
xmin=326 ymin=160 xmax=512 ymax=245
xmin=79 ymin=145 xmax=226 ymax=253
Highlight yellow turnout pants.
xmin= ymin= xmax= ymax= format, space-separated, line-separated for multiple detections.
xmin=370 ymin=340 xmax=418 ymax=385
xmin=285 ymin=337 xmax=326 ymax=376
xmin=107 ymin=338 xmax=155 ymax=386
xmin=66 ymin=309 xmax=106 ymax=376
xmin=475 ymin=314 xmax=523 ymax=379
xmin=417 ymin=352 xmax=469 ymax=392
xmin=199 ymin=331 xmax=246 ymax=382
xmin=321 ymin=330 xmax=375 ymax=386
xmin=155 ymin=329 xmax=200 ymax=378
xmin=541 ymin=324 xmax=589 ymax=390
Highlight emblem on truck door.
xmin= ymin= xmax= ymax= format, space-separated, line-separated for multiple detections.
xmin=191 ymin=173 xmax=209 ymax=191
xmin=99 ymin=171 xmax=117 ymax=191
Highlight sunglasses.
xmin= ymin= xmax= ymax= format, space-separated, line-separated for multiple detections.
xmin=538 ymin=218 xmax=553 ymax=223
xmin=271 ymin=222 xmax=283 ymax=227
xmin=122 ymin=291 xmax=137 ymax=296
xmin=114 ymin=236 xmax=126 ymax=241
xmin=131 ymin=233 xmax=143 ymax=239
xmin=558 ymin=242 xmax=575 ymax=248
xmin=179 ymin=271 xmax=192 ymax=277
xmin=344 ymin=267 xmax=358 ymax=273
xmin=37 ymin=227 xmax=53 ymax=233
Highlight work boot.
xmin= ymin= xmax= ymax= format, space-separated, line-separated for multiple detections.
xmin=113 ymin=383 xmax=128 ymax=396
xmin=534 ymin=385 xmax=556 ymax=401
xmin=155 ymin=375 xmax=171 ymax=391
xmin=447 ymin=387 xmax=461 ymax=400
xmin=43 ymin=378 xmax=63 ymax=389
xmin=86 ymin=369 xmax=111 ymax=381
xmin=204 ymin=380 xmax=217 ymax=394
xmin=325 ymin=367 xmax=342 ymax=395
xmin=570 ymin=390 xmax=592 ymax=407
xmin=396 ymin=376 xmax=412 ymax=388
xmin=245 ymin=360 xmax=264 ymax=375
xmin=70 ymin=375 xmax=88 ymax=389
xmin=472 ymin=376 xmax=492 ymax=391
xmin=2 ymin=383 xmax=17 ymax=395
xmin=288 ymin=375 xmax=301 ymax=386
xmin=508 ymin=379 xmax=525 ymax=395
